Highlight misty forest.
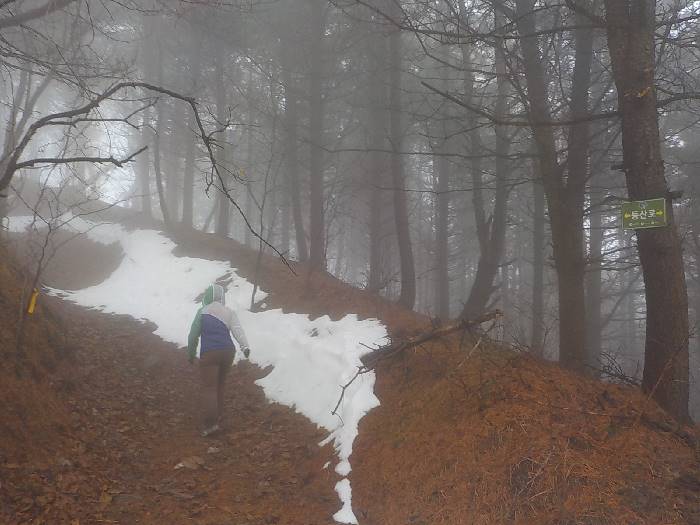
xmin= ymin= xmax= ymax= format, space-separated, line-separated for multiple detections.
xmin=4 ymin=1 xmax=700 ymax=524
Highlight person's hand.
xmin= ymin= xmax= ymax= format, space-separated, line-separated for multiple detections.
xmin=242 ymin=347 xmax=250 ymax=359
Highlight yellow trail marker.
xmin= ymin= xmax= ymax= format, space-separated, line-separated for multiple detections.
xmin=27 ymin=288 xmax=39 ymax=315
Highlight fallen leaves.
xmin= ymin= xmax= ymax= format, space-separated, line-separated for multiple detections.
xmin=1 ymin=233 xmax=344 ymax=525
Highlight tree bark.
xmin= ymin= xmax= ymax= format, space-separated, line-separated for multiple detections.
xmin=531 ymin=171 xmax=545 ymax=354
xmin=434 ymin=49 xmax=451 ymax=319
xmin=153 ymin=42 xmax=171 ymax=227
xmin=367 ymin=28 xmax=388 ymax=292
xmin=308 ymin=0 xmax=326 ymax=271
xmin=167 ymin=101 xmax=183 ymax=222
xmin=604 ymin=0 xmax=689 ymax=421
xmin=586 ymin=175 xmax=603 ymax=370
xmin=214 ymin=49 xmax=230 ymax=237
xmin=281 ymin=47 xmax=308 ymax=261
xmin=434 ymin=137 xmax=450 ymax=319
xmin=462 ymin=6 xmax=510 ymax=320
xmin=388 ymin=1 xmax=416 ymax=309
xmin=514 ymin=0 xmax=593 ymax=371
xmin=135 ymin=111 xmax=152 ymax=219
xmin=244 ymin=69 xmax=255 ymax=248
xmin=182 ymin=30 xmax=203 ymax=229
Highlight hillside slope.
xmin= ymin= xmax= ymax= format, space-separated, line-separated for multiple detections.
xmin=3 ymin=216 xmax=700 ymax=524
xmin=150 ymin=224 xmax=700 ymax=524
xmin=353 ymin=340 xmax=700 ymax=524
xmin=0 ymin=233 xmax=339 ymax=524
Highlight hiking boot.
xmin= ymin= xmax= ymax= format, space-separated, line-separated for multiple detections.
xmin=201 ymin=424 xmax=220 ymax=437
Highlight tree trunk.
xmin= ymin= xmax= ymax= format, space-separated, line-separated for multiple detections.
xmin=604 ymin=0 xmax=689 ymax=421
xmin=388 ymin=3 xmax=416 ymax=309
xmin=181 ymin=31 xmax=203 ymax=229
xmin=514 ymin=0 xmax=592 ymax=371
xmin=531 ymin=172 xmax=545 ymax=354
xmin=308 ymin=0 xmax=326 ymax=271
xmin=586 ymin=174 xmax=603 ymax=371
xmin=136 ymin=111 xmax=152 ymax=219
xmin=153 ymin=42 xmax=171 ymax=227
xmin=434 ymin=140 xmax=450 ymax=319
xmin=244 ymin=69 xmax=255 ymax=248
xmin=214 ymin=49 xmax=230 ymax=237
xmin=167 ymin=102 xmax=183 ymax=222
xmin=561 ymin=5 xmax=595 ymax=369
xmin=135 ymin=13 xmax=154 ymax=220
xmin=281 ymin=195 xmax=291 ymax=258
xmin=367 ymin=28 xmax=388 ymax=292
xmin=462 ymin=8 xmax=510 ymax=320
xmin=434 ymin=51 xmax=450 ymax=320
xmin=281 ymin=49 xmax=308 ymax=261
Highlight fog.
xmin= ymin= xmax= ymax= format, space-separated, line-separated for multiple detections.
xmin=2 ymin=0 xmax=700 ymax=420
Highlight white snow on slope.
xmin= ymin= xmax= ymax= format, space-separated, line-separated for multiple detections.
xmin=8 ymin=216 xmax=387 ymax=524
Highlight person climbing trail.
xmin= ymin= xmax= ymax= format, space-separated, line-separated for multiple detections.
xmin=187 ymin=283 xmax=251 ymax=437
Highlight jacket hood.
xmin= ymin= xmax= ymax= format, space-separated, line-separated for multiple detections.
xmin=202 ymin=284 xmax=226 ymax=306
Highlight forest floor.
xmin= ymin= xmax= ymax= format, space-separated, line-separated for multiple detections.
xmin=0 ymin=233 xmax=341 ymax=524
xmin=2 ymin=215 xmax=700 ymax=524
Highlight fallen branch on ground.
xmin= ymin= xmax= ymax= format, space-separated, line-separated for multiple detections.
xmin=360 ymin=310 xmax=503 ymax=368
xmin=331 ymin=310 xmax=502 ymax=417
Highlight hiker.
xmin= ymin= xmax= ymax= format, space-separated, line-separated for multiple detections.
xmin=187 ymin=283 xmax=251 ymax=437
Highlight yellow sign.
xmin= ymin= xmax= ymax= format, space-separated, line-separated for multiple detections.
xmin=27 ymin=288 xmax=39 ymax=315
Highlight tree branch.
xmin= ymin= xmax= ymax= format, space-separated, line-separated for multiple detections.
xmin=421 ymin=81 xmax=619 ymax=127
xmin=423 ymin=81 xmax=700 ymax=127
xmin=0 ymin=0 xmax=76 ymax=29
xmin=331 ymin=311 xmax=503 ymax=416
xmin=14 ymin=146 xmax=147 ymax=170
xmin=0 ymin=80 xmax=293 ymax=270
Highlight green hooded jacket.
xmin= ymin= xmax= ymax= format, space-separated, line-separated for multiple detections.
xmin=187 ymin=284 xmax=249 ymax=360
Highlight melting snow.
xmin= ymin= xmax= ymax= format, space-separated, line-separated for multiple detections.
xmin=8 ymin=216 xmax=387 ymax=524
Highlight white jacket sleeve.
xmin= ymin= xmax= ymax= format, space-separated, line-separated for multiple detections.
xmin=227 ymin=308 xmax=250 ymax=349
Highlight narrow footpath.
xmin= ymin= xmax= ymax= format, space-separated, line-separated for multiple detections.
xmin=2 ymin=294 xmax=339 ymax=525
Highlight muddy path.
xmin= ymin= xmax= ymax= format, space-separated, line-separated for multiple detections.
xmin=2 ymin=294 xmax=339 ymax=525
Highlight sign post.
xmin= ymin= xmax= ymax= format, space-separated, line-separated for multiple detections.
xmin=622 ymin=198 xmax=667 ymax=230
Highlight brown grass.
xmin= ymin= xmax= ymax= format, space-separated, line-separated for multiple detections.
xmin=3 ymin=216 xmax=699 ymax=524
xmin=351 ymin=337 xmax=700 ymax=524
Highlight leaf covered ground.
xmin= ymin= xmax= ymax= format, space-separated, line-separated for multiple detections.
xmin=2 ymin=221 xmax=700 ymax=524
xmin=0 ymin=233 xmax=339 ymax=524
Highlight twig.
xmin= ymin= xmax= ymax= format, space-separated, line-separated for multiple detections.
xmin=331 ymin=311 xmax=503 ymax=416
xmin=361 ymin=310 xmax=502 ymax=368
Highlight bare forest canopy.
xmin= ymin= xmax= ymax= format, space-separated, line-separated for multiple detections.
xmin=3 ymin=0 xmax=700 ymax=422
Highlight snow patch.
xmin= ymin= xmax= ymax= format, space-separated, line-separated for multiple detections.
xmin=16 ymin=217 xmax=387 ymax=523
xmin=333 ymin=478 xmax=356 ymax=524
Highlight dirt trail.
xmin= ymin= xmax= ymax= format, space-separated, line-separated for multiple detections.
xmin=1 ymin=232 xmax=343 ymax=525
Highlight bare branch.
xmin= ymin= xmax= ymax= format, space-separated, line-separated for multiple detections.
xmin=0 ymin=80 xmax=292 ymax=270
xmin=0 ymin=0 xmax=76 ymax=29
xmin=14 ymin=146 xmax=147 ymax=170
xmin=421 ymin=80 xmax=619 ymax=127
xmin=331 ymin=311 xmax=503 ymax=416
